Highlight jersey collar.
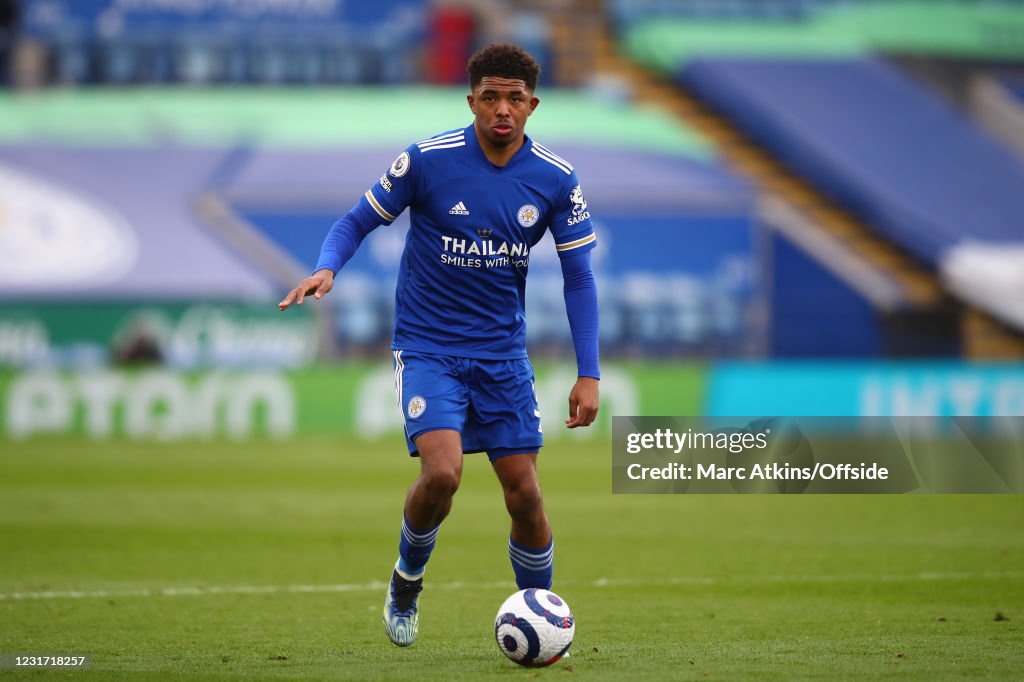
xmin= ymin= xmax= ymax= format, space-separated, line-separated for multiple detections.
xmin=465 ymin=123 xmax=533 ymax=172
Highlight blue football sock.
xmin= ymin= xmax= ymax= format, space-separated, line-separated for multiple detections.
xmin=397 ymin=514 xmax=439 ymax=577
xmin=508 ymin=536 xmax=554 ymax=589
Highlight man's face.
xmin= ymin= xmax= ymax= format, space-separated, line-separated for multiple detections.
xmin=467 ymin=77 xmax=539 ymax=149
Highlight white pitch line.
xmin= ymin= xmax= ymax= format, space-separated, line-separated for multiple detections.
xmin=1 ymin=571 xmax=1021 ymax=602
xmin=0 ymin=583 xmax=384 ymax=601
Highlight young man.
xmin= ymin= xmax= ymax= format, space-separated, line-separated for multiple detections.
xmin=279 ymin=43 xmax=599 ymax=647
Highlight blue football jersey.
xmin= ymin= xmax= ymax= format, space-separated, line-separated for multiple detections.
xmin=360 ymin=124 xmax=597 ymax=359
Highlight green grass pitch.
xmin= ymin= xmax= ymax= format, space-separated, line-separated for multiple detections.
xmin=1 ymin=437 xmax=1021 ymax=680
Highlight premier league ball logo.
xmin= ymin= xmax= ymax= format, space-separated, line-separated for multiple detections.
xmin=390 ymin=152 xmax=410 ymax=178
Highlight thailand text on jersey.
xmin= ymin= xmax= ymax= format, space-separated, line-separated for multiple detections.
xmin=361 ymin=123 xmax=597 ymax=360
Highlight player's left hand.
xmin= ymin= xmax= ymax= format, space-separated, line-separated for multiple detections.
xmin=565 ymin=376 xmax=599 ymax=429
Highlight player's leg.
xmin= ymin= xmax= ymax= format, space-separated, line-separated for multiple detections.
xmin=467 ymin=356 xmax=550 ymax=589
xmin=492 ymin=452 xmax=554 ymax=590
xmin=384 ymin=430 xmax=463 ymax=647
xmin=399 ymin=429 xmax=463 ymax=574
xmin=384 ymin=352 xmax=468 ymax=647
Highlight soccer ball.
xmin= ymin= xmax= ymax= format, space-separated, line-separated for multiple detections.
xmin=494 ymin=588 xmax=574 ymax=667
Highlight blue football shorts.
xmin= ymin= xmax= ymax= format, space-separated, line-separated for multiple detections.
xmin=392 ymin=350 xmax=543 ymax=461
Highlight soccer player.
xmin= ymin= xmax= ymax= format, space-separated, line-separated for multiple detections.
xmin=278 ymin=43 xmax=599 ymax=647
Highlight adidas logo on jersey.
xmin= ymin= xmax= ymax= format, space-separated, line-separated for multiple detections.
xmin=449 ymin=201 xmax=470 ymax=215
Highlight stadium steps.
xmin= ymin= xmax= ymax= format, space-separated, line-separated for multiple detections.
xmin=963 ymin=310 xmax=1024 ymax=360
xmin=587 ymin=28 xmax=1024 ymax=359
xmin=515 ymin=0 xmax=601 ymax=87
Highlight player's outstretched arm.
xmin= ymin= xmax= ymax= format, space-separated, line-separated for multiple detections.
xmin=278 ymin=204 xmax=387 ymax=312
xmin=566 ymin=376 xmax=599 ymax=429
xmin=278 ymin=269 xmax=335 ymax=310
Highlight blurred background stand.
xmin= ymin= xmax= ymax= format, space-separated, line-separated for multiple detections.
xmin=3 ymin=0 xmax=1024 ymax=441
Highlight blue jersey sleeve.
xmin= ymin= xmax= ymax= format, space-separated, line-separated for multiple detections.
xmin=548 ymin=170 xmax=597 ymax=258
xmin=313 ymin=202 xmax=382 ymax=275
xmin=561 ymin=249 xmax=600 ymax=379
xmin=360 ymin=144 xmax=422 ymax=224
xmin=313 ymin=143 xmax=425 ymax=273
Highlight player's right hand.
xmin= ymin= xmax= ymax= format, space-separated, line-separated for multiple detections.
xmin=278 ymin=269 xmax=335 ymax=310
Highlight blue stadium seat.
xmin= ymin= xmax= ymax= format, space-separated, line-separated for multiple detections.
xmin=52 ymin=36 xmax=93 ymax=84
xmin=680 ymin=57 xmax=1024 ymax=265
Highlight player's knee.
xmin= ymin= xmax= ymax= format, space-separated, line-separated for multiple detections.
xmin=503 ymin=481 xmax=543 ymax=519
xmin=423 ymin=467 xmax=461 ymax=499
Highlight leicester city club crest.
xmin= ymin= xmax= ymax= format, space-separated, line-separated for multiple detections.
xmin=407 ymin=396 xmax=426 ymax=419
xmin=517 ymin=204 xmax=540 ymax=228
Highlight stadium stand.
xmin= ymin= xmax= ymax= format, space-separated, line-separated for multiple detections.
xmin=0 ymin=1 xmax=15 ymax=86
xmin=614 ymin=0 xmax=1024 ymax=71
xmin=5 ymin=0 xmax=1023 ymax=360
xmin=1005 ymin=79 xmax=1024 ymax=103
xmin=972 ymin=72 xmax=1024 ymax=161
xmin=16 ymin=0 xmax=427 ymax=86
xmin=678 ymin=56 xmax=1024 ymax=338
xmin=679 ymin=57 xmax=1024 ymax=264
xmin=0 ymin=86 xmax=755 ymax=360
xmin=9 ymin=0 xmax=571 ymax=87
xmin=598 ymin=0 xmax=1024 ymax=357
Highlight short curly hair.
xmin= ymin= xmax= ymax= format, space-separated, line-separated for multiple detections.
xmin=467 ymin=43 xmax=541 ymax=92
